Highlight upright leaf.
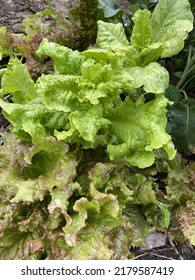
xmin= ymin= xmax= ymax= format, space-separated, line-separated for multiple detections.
xmin=36 ymin=38 xmax=85 ymax=75
xmin=96 ymin=20 xmax=129 ymax=50
xmin=131 ymin=9 xmax=152 ymax=52
xmin=0 ymin=58 xmax=36 ymax=103
xmin=151 ymin=0 xmax=193 ymax=57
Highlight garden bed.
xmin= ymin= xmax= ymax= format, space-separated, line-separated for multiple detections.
xmin=0 ymin=0 xmax=195 ymax=260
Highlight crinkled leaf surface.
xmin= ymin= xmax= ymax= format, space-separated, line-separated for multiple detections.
xmin=36 ymin=38 xmax=85 ymax=75
xmin=0 ymin=58 xmax=36 ymax=103
xmin=130 ymin=0 xmax=193 ymax=63
xmin=127 ymin=62 xmax=169 ymax=94
xmin=179 ymin=202 xmax=195 ymax=246
xmin=0 ymin=1 xmax=194 ymax=259
xmin=106 ymin=95 xmax=175 ymax=168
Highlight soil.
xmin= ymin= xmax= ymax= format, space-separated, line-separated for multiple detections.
xmin=131 ymin=241 xmax=195 ymax=260
xmin=0 ymin=0 xmax=47 ymax=33
xmin=0 ymin=0 xmax=195 ymax=261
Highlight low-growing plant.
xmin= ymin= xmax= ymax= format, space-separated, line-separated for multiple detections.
xmin=0 ymin=0 xmax=194 ymax=259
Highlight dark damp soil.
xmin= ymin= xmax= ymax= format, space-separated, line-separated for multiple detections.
xmin=0 ymin=108 xmax=9 ymax=131
xmin=131 ymin=241 xmax=195 ymax=260
xmin=0 ymin=0 xmax=195 ymax=261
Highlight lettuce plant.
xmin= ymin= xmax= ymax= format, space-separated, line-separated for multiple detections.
xmin=0 ymin=0 xmax=194 ymax=259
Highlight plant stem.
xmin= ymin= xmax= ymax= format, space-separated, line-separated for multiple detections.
xmin=176 ymin=45 xmax=195 ymax=90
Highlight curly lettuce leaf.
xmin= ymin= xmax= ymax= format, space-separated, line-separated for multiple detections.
xmin=179 ymin=202 xmax=195 ymax=246
xmin=54 ymin=104 xmax=110 ymax=149
xmin=63 ymin=173 xmax=127 ymax=259
xmin=36 ymin=38 xmax=85 ymax=75
xmin=37 ymin=74 xmax=80 ymax=112
xmin=0 ymin=134 xmax=78 ymax=203
xmin=127 ymin=62 xmax=169 ymax=94
xmin=0 ymin=134 xmax=80 ymax=259
xmin=130 ymin=0 xmax=193 ymax=64
xmin=107 ymin=95 xmax=176 ymax=168
xmin=0 ymin=100 xmax=68 ymax=142
xmin=0 ymin=58 xmax=37 ymax=103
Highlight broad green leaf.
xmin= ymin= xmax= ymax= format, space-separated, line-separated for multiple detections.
xmin=36 ymin=38 xmax=85 ymax=75
xmin=82 ymin=48 xmax=123 ymax=66
xmin=160 ymin=20 xmax=193 ymax=57
xmin=106 ymin=95 xmax=175 ymax=168
xmin=163 ymin=141 xmax=176 ymax=161
xmin=151 ymin=0 xmax=193 ymax=57
xmin=69 ymin=105 xmax=109 ymax=142
xmin=127 ymin=151 xmax=155 ymax=170
xmin=37 ymin=74 xmax=79 ymax=112
xmin=98 ymin=0 xmax=120 ymax=18
xmin=0 ymin=58 xmax=36 ymax=103
xmin=131 ymin=9 xmax=152 ymax=52
xmin=168 ymin=98 xmax=195 ymax=154
xmin=77 ymin=59 xmax=117 ymax=104
xmin=138 ymin=43 xmax=164 ymax=66
xmin=142 ymin=63 xmax=169 ymax=93
xmin=127 ymin=62 xmax=169 ymax=94
xmin=55 ymin=104 xmax=110 ymax=148
xmin=96 ymin=20 xmax=129 ymax=50
xmin=151 ymin=0 xmax=193 ymax=42
xmin=0 ymin=100 xmax=49 ymax=142
xmin=0 ymin=98 xmax=70 ymax=143
xmin=130 ymin=0 xmax=193 ymax=61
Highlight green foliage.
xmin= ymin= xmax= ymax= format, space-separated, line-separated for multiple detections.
xmin=1 ymin=18 xmax=180 ymax=166
xmin=0 ymin=0 xmax=194 ymax=260
xmin=165 ymin=39 xmax=195 ymax=156
xmin=167 ymin=91 xmax=195 ymax=154
xmin=0 ymin=0 xmax=103 ymax=80
xmin=98 ymin=0 xmax=120 ymax=18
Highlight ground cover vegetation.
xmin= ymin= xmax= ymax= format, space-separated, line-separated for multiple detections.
xmin=0 ymin=0 xmax=195 ymax=260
